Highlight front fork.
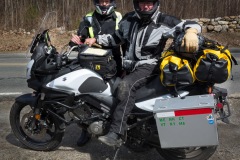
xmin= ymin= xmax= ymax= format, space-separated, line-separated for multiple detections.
xmin=29 ymin=93 xmax=45 ymax=130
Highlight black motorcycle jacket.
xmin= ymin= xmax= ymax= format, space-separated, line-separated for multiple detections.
xmin=77 ymin=10 xmax=124 ymax=76
xmin=77 ymin=11 xmax=122 ymax=39
xmin=97 ymin=11 xmax=201 ymax=64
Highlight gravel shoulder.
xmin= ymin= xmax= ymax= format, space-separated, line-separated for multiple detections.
xmin=0 ymin=99 xmax=240 ymax=160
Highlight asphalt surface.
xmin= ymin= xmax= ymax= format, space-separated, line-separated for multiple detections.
xmin=0 ymin=51 xmax=79 ymax=101
xmin=0 ymin=48 xmax=239 ymax=101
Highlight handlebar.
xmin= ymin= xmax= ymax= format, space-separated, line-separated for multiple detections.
xmin=91 ymin=43 xmax=102 ymax=48
xmin=65 ymin=45 xmax=79 ymax=57
xmin=37 ymin=41 xmax=103 ymax=72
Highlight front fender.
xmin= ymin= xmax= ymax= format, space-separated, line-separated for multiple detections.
xmin=15 ymin=93 xmax=37 ymax=107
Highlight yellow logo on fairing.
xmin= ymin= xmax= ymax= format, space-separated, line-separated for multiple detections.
xmin=95 ymin=65 xmax=101 ymax=70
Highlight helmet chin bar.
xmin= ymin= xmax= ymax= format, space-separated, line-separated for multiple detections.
xmin=94 ymin=0 xmax=116 ymax=15
xmin=133 ymin=0 xmax=160 ymax=20
xmin=95 ymin=5 xmax=115 ymax=15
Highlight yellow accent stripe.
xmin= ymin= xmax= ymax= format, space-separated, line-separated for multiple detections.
xmin=89 ymin=27 xmax=94 ymax=38
xmin=85 ymin=11 xmax=122 ymax=37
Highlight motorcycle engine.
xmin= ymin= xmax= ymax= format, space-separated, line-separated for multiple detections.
xmin=87 ymin=121 xmax=104 ymax=135
xmin=72 ymin=101 xmax=109 ymax=136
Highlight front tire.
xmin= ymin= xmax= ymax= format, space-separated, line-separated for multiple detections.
xmin=10 ymin=101 xmax=65 ymax=151
xmin=156 ymin=146 xmax=217 ymax=160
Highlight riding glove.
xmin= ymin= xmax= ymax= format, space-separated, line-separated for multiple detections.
xmin=182 ymin=28 xmax=199 ymax=52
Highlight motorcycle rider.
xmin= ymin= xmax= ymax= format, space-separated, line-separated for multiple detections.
xmin=71 ymin=0 xmax=123 ymax=77
xmin=71 ymin=0 xmax=123 ymax=146
xmin=81 ymin=0 xmax=201 ymax=147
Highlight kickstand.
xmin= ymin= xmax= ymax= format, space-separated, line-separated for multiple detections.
xmin=113 ymin=146 xmax=122 ymax=160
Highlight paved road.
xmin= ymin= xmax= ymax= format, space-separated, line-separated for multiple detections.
xmin=216 ymin=48 xmax=240 ymax=97
xmin=0 ymin=53 xmax=30 ymax=94
xmin=0 ymin=52 xmax=79 ymax=100
xmin=0 ymin=48 xmax=239 ymax=100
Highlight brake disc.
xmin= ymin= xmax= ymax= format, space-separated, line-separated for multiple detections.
xmin=20 ymin=111 xmax=47 ymax=139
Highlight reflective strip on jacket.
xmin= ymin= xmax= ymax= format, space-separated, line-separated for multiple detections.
xmin=97 ymin=11 xmax=201 ymax=63
xmin=85 ymin=11 xmax=122 ymax=38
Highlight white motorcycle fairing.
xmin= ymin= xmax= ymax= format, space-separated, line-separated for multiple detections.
xmin=135 ymin=91 xmax=190 ymax=112
xmin=46 ymin=68 xmax=112 ymax=96
xmin=45 ymin=66 xmax=190 ymax=113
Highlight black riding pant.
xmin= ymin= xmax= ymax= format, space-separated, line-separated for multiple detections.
xmin=112 ymin=48 xmax=123 ymax=77
xmin=110 ymin=64 xmax=157 ymax=135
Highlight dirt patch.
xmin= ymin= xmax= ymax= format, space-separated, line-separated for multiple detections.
xmin=202 ymin=32 xmax=240 ymax=48
xmin=0 ymin=29 xmax=240 ymax=53
xmin=0 ymin=29 xmax=74 ymax=53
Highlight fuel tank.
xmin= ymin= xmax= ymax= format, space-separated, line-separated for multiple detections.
xmin=46 ymin=68 xmax=112 ymax=96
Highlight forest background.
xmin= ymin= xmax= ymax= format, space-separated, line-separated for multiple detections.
xmin=0 ymin=0 xmax=240 ymax=52
xmin=1 ymin=0 xmax=240 ymax=31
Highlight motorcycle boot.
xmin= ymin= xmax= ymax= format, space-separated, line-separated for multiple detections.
xmin=98 ymin=131 xmax=122 ymax=147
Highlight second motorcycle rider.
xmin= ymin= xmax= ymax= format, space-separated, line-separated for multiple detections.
xmin=71 ymin=0 xmax=123 ymax=146
xmin=73 ymin=0 xmax=202 ymax=147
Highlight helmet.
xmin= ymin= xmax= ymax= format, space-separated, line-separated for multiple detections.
xmin=93 ymin=0 xmax=116 ymax=15
xmin=133 ymin=0 xmax=160 ymax=20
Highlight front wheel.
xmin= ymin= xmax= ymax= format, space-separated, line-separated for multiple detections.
xmin=156 ymin=146 xmax=217 ymax=160
xmin=9 ymin=101 xmax=65 ymax=151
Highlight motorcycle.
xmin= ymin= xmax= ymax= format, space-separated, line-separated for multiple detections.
xmin=9 ymin=12 xmax=231 ymax=160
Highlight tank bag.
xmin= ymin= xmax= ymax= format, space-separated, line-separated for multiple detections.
xmin=78 ymin=47 xmax=117 ymax=79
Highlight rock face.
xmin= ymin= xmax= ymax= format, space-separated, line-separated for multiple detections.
xmin=190 ymin=15 xmax=240 ymax=33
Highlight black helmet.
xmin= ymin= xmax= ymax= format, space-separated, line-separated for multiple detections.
xmin=133 ymin=0 xmax=160 ymax=20
xmin=94 ymin=0 xmax=116 ymax=15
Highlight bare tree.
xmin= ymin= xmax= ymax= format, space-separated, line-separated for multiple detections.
xmin=0 ymin=0 xmax=239 ymax=31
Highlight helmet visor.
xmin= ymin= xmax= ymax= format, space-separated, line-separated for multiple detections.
xmin=133 ymin=0 xmax=159 ymax=19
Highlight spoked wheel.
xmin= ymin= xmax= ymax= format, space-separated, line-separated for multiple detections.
xmin=9 ymin=101 xmax=65 ymax=151
xmin=156 ymin=146 xmax=217 ymax=160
